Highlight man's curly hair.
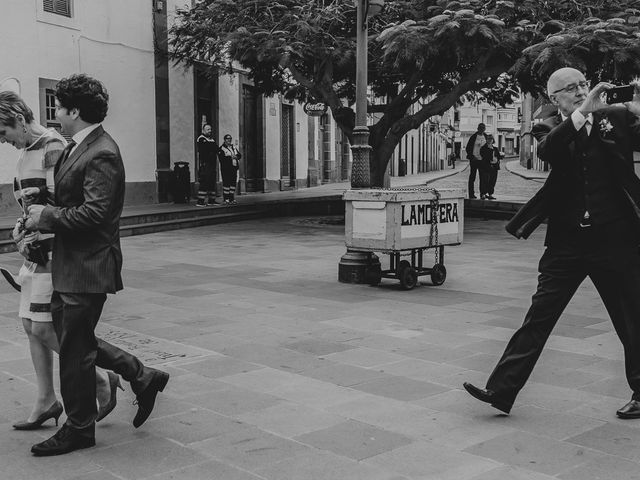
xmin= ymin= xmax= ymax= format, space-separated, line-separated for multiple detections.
xmin=55 ymin=74 xmax=109 ymax=124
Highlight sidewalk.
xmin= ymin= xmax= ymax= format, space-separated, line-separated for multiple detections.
xmin=0 ymin=162 xmax=468 ymax=231
xmin=505 ymin=159 xmax=549 ymax=181
xmin=0 ymin=214 xmax=635 ymax=479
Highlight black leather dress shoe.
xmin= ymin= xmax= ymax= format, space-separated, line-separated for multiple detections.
xmin=31 ymin=424 xmax=95 ymax=456
xmin=133 ymin=369 xmax=169 ymax=428
xmin=463 ymin=382 xmax=511 ymax=414
xmin=617 ymin=400 xmax=640 ymax=419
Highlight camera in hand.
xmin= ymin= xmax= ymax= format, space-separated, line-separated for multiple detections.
xmin=606 ymin=85 xmax=634 ymax=104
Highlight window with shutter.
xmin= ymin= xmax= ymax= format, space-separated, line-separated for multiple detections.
xmin=45 ymin=89 xmax=56 ymax=123
xmin=43 ymin=0 xmax=72 ymax=17
xmin=39 ymin=79 xmax=72 ymax=140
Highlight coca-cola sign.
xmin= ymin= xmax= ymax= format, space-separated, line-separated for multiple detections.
xmin=303 ymin=102 xmax=328 ymax=116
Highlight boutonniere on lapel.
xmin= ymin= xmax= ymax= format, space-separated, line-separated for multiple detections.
xmin=599 ymin=116 xmax=614 ymax=139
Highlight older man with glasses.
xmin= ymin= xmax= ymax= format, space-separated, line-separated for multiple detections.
xmin=463 ymin=67 xmax=640 ymax=419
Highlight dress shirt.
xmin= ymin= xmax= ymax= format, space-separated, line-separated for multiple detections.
xmin=569 ymin=110 xmax=593 ymax=135
xmin=69 ymin=123 xmax=101 ymax=156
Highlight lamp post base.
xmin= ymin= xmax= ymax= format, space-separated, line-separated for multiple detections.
xmin=338 ymin=249 xmax=381 ymax=284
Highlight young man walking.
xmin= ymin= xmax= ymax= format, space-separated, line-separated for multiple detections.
xmin=25 ymin=74 xmax=170 ymax=456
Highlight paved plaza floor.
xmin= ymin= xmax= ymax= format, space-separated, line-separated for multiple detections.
xmin=0 ymin=209 xmax=638 ymax=480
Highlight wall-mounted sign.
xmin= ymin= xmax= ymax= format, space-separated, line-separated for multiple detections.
xmin=303 ymin=102 xmax=328 ymax=117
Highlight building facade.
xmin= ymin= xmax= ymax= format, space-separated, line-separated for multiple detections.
xmin=454 ymin=100 xmax=522 ymax=160
xmin=1 ymin=0 xmax=459 ymax=213
xmin=0 ymin=0 xmax=328 ymax=212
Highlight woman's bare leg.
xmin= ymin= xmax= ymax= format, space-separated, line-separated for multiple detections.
xmin=22 ymin=318 xmax=57 ymax=421
xmin=29 ymin=320 xmax=113 ymax=411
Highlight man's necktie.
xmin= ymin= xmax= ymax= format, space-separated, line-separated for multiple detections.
xmin=577 ymin=122 xmax=589 ymax=143
xmin=59 ymin=140 xmax=76 ymax=168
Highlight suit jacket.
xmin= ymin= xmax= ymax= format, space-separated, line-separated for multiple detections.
xmin=506 ymin=107 xmax=640 ymax=240
xmin=39 ymin=125 xmax=125 ymax=293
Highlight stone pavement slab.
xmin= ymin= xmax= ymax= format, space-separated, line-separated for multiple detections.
xmin=295 ymin=419 xmax=412 ymax=461
xmin=463 ymin=431 xmax=605 ymax=476
xmin=2 ymin=216 xmax=640 ymax=479
xmin=365 ymin=440 xmax=499 ymax=480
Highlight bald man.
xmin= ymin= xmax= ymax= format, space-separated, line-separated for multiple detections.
xmin=464 ymin=67 xmax=640 ymax=419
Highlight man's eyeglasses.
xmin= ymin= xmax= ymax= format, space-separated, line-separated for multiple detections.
xmin=552 ymin=80 xmax=590 ymax=95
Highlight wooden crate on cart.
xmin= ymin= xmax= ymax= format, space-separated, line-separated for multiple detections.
xmin=343 ymin=187 xmax=465 ymax=289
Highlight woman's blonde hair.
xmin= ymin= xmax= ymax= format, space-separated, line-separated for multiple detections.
xmin=0 ymin=90 xmax=34 ymax=127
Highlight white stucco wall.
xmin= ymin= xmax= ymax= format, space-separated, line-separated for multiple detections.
xmin=0 ymin=0 xmax=156 ymax=184
xmin=167 ymin=0 xmax=196 ymax=179
xmin=218 ymin=73 xmax=240 ymax=145
xmin=168 ymin=65 xmax=195 ymax=178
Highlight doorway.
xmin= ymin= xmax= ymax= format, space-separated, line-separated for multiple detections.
xmin=280 ymin=103 xmax=295 ymax=188
xmin=240 ymin=84 xmax=264 ymax=192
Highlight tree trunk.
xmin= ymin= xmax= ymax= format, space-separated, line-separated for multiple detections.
xmin=369 ymin=134 xmax=399 ymax=188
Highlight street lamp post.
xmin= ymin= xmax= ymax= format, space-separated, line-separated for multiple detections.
xmin=338 ymin=0 xmax=384 ymax=284
xmin=350 ymin=0 xmax=373 ymax=187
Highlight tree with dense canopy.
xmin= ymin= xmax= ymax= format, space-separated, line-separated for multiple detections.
xmin=169 ymin=0 xmax=640 ymax=187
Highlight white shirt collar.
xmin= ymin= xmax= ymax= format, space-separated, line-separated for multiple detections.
xmin=71 ymin=123 xmax=101 ymax=147
xmin=562 ymin=110 xmax=593 ymax=124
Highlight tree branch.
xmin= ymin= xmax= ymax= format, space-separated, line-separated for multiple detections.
xmin=400 ymin=61 xmax=508 ymax=134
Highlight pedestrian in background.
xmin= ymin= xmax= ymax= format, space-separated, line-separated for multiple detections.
xmin=0 ymin=90 xmax=118 ymax=432
xmin=465 ymin=122 xmax=486 ymax=199
xmin=464 ymin=67 xmax=640 ymax=420
xmin=196 ymin=123 xmax=218 ymax=207
xmin=219 ymin=134 xmax=241 ymax=205
xmin=25 ymin=74 xmax=169 ymax=456
xmin=479 ymin=135 xmax=501 ymax=200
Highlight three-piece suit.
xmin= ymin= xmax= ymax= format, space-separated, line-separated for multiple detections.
xmin=489 ymin=106 xmax=640 ymax=412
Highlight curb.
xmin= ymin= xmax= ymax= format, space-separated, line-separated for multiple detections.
xmin=505 ymin=160 xmax=548 ymax=181
xmin=424 ymin=166 xmax=467 ymax=185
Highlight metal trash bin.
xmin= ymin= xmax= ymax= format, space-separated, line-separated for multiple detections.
xmin=172 ymin=161 xmax=191 ymax=203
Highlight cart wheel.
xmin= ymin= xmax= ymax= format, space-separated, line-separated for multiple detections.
xmin=399 ymin=265 xmax=418 ymax=290
xmin=396 ymin=260 xmax=412 ymax=275
xmin=430 ymin=263 xmax=447 ymax=286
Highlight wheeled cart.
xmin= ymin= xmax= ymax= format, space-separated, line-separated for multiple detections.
xmin=373 ymin=245 xmax=447 ymax=290
xmin=343 ymin=187 xmax=464 ymax=290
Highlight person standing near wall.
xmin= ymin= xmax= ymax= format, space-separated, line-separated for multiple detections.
xmin=218 ymin=134 xmax=241 ymax=205
xmin=196 ymin=124 xmax=218 ymax=206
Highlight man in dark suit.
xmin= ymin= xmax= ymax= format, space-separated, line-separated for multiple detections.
xmin=25 ymin=74 xmax=169 ymax=456
xmin=463 ymin=67 xmax=640 ymax=418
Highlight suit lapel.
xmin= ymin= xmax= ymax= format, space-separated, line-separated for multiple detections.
xmin=55 ymin=126 xmax=104 ymax=182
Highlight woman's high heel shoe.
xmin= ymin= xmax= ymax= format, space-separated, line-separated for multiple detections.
xmin=13 ymin=400 xmax=63 ymax=430
xmin=96 ymin=372 xmax=124 ymax=422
